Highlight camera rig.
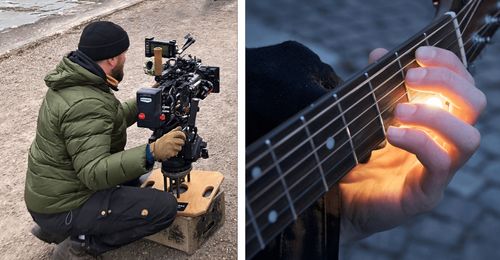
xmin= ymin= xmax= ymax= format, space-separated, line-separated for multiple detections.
xmin=136 ymin=34 xmax=220 ymax=197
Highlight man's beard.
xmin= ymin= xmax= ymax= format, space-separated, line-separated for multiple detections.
xmin=111 ymin=63 xmax=125 ymax=82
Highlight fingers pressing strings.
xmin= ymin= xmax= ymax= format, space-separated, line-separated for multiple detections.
xmin=408 ymin=47 xmax=486 ymax=124
xmin=393 ymin=103 xmax=480 ymax=165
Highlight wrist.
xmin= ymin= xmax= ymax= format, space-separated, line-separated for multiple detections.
xmin=145 ymin=143 xmax=155 ymax=167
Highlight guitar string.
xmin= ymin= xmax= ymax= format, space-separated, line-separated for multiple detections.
xmin=246 ymin=0 xmax=478 ymax=169
xmin=247 ymin=1 xmax=487 ymax=234
xmin=246 ymin=0 xmax=479 ymax=189
xmin=465 ymin=10 xmax=500 ymax=59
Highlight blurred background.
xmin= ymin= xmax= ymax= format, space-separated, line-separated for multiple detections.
xmin=0 ymin=0 xmax=141 ymax=55
xmin=0 ymin=0 xmax=96 ymax=31
xmin=247 ymin=0 xmax=500 ymax=259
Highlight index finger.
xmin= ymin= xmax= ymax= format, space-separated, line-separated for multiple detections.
xmin=415 ymin=46 xmax=474 ymax=85
xmin=173 ymin=130 xmax=187 ymax=141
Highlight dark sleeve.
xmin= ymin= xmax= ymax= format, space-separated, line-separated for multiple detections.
xmin=247 ymin=41 xmax=342 ymax=259
xmin=246 ymin=41 xmax=342 ymax=145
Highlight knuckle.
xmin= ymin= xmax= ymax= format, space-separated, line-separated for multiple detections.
xmin=420 ymin=104 xmax=440 ymax=122
xmin=436 ymin=68 xmax=454 ymax=86
xmin=414 ymin=129 xmax=430 ymax=148
xmin=442 ymin=154 xmax=452 ymax=171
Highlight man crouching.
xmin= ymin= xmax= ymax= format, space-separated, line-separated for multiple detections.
xmin=25 ymin=21 xmax=185 ymax=259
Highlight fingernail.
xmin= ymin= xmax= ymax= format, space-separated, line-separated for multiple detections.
xmin=406 ymin=68 xmax=427 ymax=82
xmin=416 ymin=46 xmax=436 ymax=61
xmin=395 ymin=103 xmax=417 ymax=118
xmin=387 ymin=126 xmax=405 ymax=139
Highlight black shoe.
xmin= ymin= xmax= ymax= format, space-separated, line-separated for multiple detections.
xmin=31 ymin=225 xmax=66 ymax=244
xmin=51 ymin=238 xmax=101 ymax=260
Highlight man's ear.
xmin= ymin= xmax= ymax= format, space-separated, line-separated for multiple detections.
xmin=106 ymin=57 xmax=118 ymax=68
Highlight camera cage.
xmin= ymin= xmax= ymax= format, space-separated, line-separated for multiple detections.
xmin=137 ymin=34 xmax=220 ymax=197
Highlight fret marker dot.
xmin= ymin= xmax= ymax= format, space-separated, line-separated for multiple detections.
xmin=268 ymin=210 xmax=278 ymax=223
xmin=326 ymin=137 xmax=335 ymax=150
xmin=251 ymin=166 xmax=262 ymax=179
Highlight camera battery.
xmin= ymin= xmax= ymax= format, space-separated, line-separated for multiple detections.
xmin=137 ymin=87 xmax=163 ymax=128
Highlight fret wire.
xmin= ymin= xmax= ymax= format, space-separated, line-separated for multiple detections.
xmin=365 ymin=72 xmax=386 ymax=136
xmin=253 ymin=92 xmax=409 ymax=233
xmin=265 ymin=139 xmax=298 ymax=220
xmin=395 ymin=51 xmax=406 ymax=78
xmin=335 ymin=93 xmax=358 ymax=164
xmin=246 ymin=8 xmax=471 ymax=169
xmin=301 ymin=115 xmax=329 ymax=192
xmin=249 ymin=78 xmax=407 ymax=205
xmin=424 ymin=32 xmax=430 ymax=45
xmin=246 ymin=196 xmax=265 ymax=249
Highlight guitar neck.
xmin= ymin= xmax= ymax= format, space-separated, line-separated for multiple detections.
xmin=246 ymin=12 xmax=468 ymax=258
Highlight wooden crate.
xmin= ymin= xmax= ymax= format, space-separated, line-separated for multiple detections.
xmin=143 ymin=170 xmax=225 ymax=254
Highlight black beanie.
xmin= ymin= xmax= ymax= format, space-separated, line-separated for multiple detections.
xmin=78 ymin=21 xmax=130 ymax=61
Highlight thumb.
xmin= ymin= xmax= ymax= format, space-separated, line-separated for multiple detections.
xmin=368 ymin=48 xmax=389 ymax=64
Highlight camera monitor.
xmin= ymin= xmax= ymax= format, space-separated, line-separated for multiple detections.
xmin=145 ymin=37 xmax=177 ymax=58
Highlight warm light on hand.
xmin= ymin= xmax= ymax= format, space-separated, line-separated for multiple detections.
xmin=410 ymin=92 xmax=450 ymax=111
xmin=424 ymin=96 xmax=445 ymax=109
xmin=406 ymin=93 xmax=451 ymax=148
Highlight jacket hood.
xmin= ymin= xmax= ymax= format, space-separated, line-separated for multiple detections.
xmin=44 ymin=55 xmax=108 ymax=92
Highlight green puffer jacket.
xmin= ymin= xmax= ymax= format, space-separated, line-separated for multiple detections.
xmin=25 ymin=57 xmax=149 ymax=214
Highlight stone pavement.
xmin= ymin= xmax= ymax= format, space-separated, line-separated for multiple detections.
xmin=247 ymin=0 xmax=500 ymax=259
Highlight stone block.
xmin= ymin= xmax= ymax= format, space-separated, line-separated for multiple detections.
xmin=448 ymin=168 xmax=485 ymax=198
xmin=410 ymin=217 xmax=463 ymax=247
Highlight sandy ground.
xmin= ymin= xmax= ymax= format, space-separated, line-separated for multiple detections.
xmin=0 ymin=0 xmax=237 ymax=259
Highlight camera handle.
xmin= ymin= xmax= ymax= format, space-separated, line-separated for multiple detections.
xmin=185 ymin=98 xmax=200 ymax=136
xmin=179 ymin=34 xmax=196 ymax=55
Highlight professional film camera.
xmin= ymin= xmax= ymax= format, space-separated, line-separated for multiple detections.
xmin=136 ymin=34 xmax=220 ymax=197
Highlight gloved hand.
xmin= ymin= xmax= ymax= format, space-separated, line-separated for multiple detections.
xmin=150 ymin=127 xmax=186 ymax=161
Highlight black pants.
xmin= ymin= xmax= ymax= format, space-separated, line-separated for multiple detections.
xmin=29 ymin=183 xmax=177 ymax=255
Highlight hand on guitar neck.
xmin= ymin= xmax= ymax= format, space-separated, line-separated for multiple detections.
xmin=339 ymin=46 xmax=486 ymax=242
